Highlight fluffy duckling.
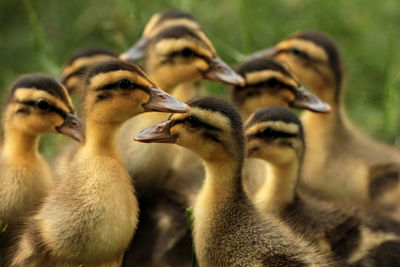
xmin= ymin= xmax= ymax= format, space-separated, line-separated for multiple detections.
xmin=0 ymin=74 xmax=81 ymax=264
xmin=120 ymin=10 xmax=201 ymax=62
xmin=135 ymin=97 xmax=332 ymax=267
xmin=251 ymin=31 xmax=400 ymax=210
xmin=0 ymin=74 xmax=81 ymax=225
xmin=245 ymin=106 xmax=400 ymax=265
xmin=60 ymin=47 xmax=117 ymax=94
xmin=118 ymin=24 xmax=244 ymax=193
xmin=121 ymin=22 xmax=244 ymax=266
xmin=52 ymin=47 xmax=118 ymax=173
xmin=11 ymin=60 xmax=188 ymax=266
xmin=231 ymin=57 xmax=330 ymax=201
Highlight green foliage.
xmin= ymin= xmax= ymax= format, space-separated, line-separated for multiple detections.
xmin=0 ymin=0 xmax=399 ymax=158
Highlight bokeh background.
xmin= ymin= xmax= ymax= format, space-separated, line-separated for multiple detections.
xmin=0 ymin=0 xmax=399 ymax=158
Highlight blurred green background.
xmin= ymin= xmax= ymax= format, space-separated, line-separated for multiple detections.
xmin=0 ymin=0 xmax=399 ymax=158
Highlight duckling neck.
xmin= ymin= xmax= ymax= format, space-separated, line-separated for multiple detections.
xmin=302 ymin=82 xmax=349 ymax=132
xmin=255 ymin=159 xmax=300 ymax=214
xmin=201 ymin=156 xmax=245 ymax=200
xmin=1 ymin=127 xmax=40 ymax=161
xmin=82 ymin=119 xmax=121 ymax=157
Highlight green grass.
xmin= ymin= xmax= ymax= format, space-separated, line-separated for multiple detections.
xmin=0 ymin=0 xmax=399 ymax=158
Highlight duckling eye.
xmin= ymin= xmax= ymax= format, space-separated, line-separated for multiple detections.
xmin=261 ymin=127 xmax=275 ymax=138
xmin=181 ymin=48 xmax=194 ymax=58
xmin=266 ymin=77 xmax=280 ymax=88
xmin=291 ymin=47 xmax=309 ymax=59
xmin=36 ymin=100 xmax=50 ymax=110
xmin=117 ymin=79 xmax=132 ymax=89
xmin=185 ymin=115 xmax=201 ymax=128
xmin=291 ymin=47 xmax=302 ymax=56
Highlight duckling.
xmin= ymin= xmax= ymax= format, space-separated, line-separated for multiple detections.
xmin=252 ymin=31 xmax=400 ymax=210
xmin=231 ymin=56 xmax=330 ymax=201
xmin=11 ymin=60 xmax=189 ymax=266
xmin=120 ymin=23 xmax=243 ymax=266
xmin=0 ymin=74 xmax=81 ymax=264
xmin=60 ymin=47 xmax=117 ymax=94
xmin=245 ymin=106 xmax=400 ymax=265
xmin=118 ymin=24 xmax=244 ymax=194
xmin=52 ymin=47 xmax=118 ymax=180
xmin=135 ymin=96 xmax=332 ymax=267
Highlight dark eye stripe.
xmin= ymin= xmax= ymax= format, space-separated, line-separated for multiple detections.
xmin=98 ymin=82 xmax=149 ymax=93
xmin=250 ymin=80 xmax=297 ymax=94
xmin=162 ymin=49 xmax=210 ymax=65
xmin=247 ymin=130 xmax=297 ymax=140
xmin=17 ymin=100 xmax=68 ymax=119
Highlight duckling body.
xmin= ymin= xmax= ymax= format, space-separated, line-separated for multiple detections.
xmin=135 ymin=97 xmax=332 ymax=266
xmin=0 ymin=137 xmax=52 ymax=225
xmin=11 ymin=60 xmax=188 ymax=266
xmin=245 ymin=106 xmax=400 ymax=265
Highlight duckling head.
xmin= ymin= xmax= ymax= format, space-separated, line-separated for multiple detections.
xmin=4 ymin=74 xmax=83 ymax=141
xmin=60 ymin=47 xmax=117 ymax=94
xmin=135 ymin=96 xmax=244 ymax=163
xmin=245 ymin=107 xmax=304 ymax=165
xmin=232 ymin=57 xmax=330 ymax=118
xmin=131 ymin=25 xmax=244 ymax=91
xmin=248 ymin=31 xmax=342 ymax=104
xmin=82 ymin=59 xmax=189 ymax=124
xmin=120 ymin=10 xmax=201 ymax=61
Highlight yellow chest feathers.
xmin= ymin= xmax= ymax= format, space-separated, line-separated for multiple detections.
xmin=0 ymin=156 xmax=53 ymax=222
xmin=37 ymin=155 xmax=138 ymax=263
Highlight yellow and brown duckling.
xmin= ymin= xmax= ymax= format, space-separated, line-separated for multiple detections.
xmin=11 ymin=60 xmax=188 ymax=266
xmin=135 ymin=97 xmax=332 ymax=267
xmin=231 ymin=56 xmax=330 ymax=202
xmin=0 ymin=74 xmax=81 ymax=264
xmin=59 ymin=47 xmax=117 ymax=94
xmin=120 ymin=10 xmax=201 ymax=62
xmin=118 ymin=23 xmax=244 ymax=194
xmin=120 ymin=22 xmax=243 ymax=266
xmin=251 ymin=31 xmax=400 ymax=211
xmin=245 ymin=106 xmax=400 ymax=265
xmin=0 ymin=74 xmax=81 ymax=225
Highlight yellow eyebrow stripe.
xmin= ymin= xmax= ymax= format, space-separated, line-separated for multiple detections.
xmin=276 ymin=39 xmax=328 ymax=62
xmin=154 ymin=38 xmax=214 ymax=59
xmin=145 ymin=18 xmax=201 ymax=38
xmin=245 ymin=121 xmax=299 ymax=137
xmin=245 ymin=70 xmax=299 ymax=88
xmin=88 ymin=70 xmax=154 ymax=90
xmin=13 ymin=88 xmax=71 ymax=113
